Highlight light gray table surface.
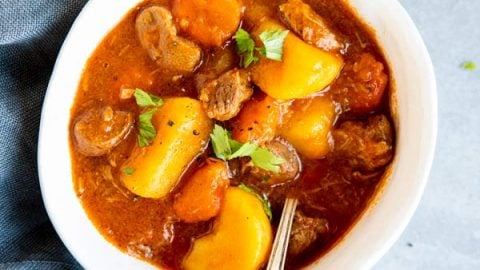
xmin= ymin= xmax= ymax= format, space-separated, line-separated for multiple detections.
xmin=374 ymin=0 xmax=480 ymax=269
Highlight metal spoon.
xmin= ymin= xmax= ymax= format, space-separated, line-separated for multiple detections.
xmin=266 ymin=197 xmax=298 ymax=270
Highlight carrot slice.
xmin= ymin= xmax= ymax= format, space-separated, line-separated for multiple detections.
xmin=331 ymin=53 xmax=388 ymax=114
xmin=173 ymin=159 xmax=230 ymax=223
xmin=231 ymin=94 xmax=282 ymax=145
xmin=172 ymin=0 xmax=243 ymax=47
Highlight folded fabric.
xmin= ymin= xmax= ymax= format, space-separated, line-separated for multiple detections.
xmin=0 ymin=0 xmax=88 ymax=269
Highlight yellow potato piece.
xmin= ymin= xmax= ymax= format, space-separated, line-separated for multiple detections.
xmin=251 ymin=20 xmax=343 ymax=100
xmin=184 ymin=187 xmax=273 ymax=270
xmin=121 ymin=98 xmax=212 ymax=199
xmin=279 ymin=96 xmax=336 ymax=159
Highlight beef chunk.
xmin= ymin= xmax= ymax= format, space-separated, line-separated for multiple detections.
xmin=194 ymin=46 xmax=236 ymax=91
xmin=73 ymin=106 xmax=134 ymax=156
xmin=288 ymin=210 xmax=329 ymax=257
xmin=248 ymin=137 xmax=301 ymax=185
xmin=278 ymin=0 xmax=341 ymax=52
xmin=136 ymin=6 xmax=201 ymax=74
xmin=198 ymin=69 xmax=253 ymax=121
xmin=331 ymin=53 xmax=388 ymax=114
xmin=332 ymin=115 xmax=393 ymax=171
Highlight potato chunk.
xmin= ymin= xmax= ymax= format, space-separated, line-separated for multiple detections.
xmin=279 ymin=96 xmax=335 ymax=159
xmin=183 ymin=187 xmax=272 ymax=270
xmin=121 ymin=98 xmax=213 ymax=199
xmin=251 ymin=20 xmax=343 ymax=100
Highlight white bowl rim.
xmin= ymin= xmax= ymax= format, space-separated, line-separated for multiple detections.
xmin=38 ymin=0 xmax=437 ymax=269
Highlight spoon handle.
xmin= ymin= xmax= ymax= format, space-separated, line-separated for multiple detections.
xmin=266 ymin=198 xmax=298 ymax=270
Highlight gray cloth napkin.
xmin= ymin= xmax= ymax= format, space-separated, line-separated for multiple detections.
xmin=0 ymin=0 xmax=88 ymax=269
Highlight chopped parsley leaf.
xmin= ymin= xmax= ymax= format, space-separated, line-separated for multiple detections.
xmin=233 ymin=28 xmax=289 ymax=68
xmin=124 ymin=167 xmax=135 ymax=175
xmin=137 ymin=108 xmax=157 ymax=147
xmin=209 ymin=124 xmax=284 ymax=173
xmin=258 ymin=29 xmax=289 ymax=61
xmin=234 ymin=28 xmax=259 ymax=68
xmin=133 ymin=88 xmax=164 ymax=107
xmin=132 ymin=89 xmax=164 ymax=147
xmin=461 ymin=61 xmax=476 ymax=71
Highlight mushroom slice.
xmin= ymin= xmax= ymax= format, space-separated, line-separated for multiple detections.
xmin=73 ymin=106 xmax=133 ymax=156
xmin=136 ymin=6 xmax=201 ymax=74
xmin=248 ymin=137 xmax=301 ymax=185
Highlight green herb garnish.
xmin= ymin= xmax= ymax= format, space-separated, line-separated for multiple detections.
xmin=250 ymin=147 xmax=284 ymax=173
xmin=238 ymin=183 xmax=273 ymax=220
xmin=124 ymin=167 xmax=135 ymax=175
xmin=258 ymin=29 xmax=289 ymax=61
xmin=134 ymin=88 xmax=164 ymax=107
xmin=234 ymin=28 xmax=259 ymax=68
xmin=461 ymin=61 xmax=476 ymax=71
xmin=133 ymin=89 xmax=164 ymax=147
xmin=233 ymin=28 xmax=289 ymax=68
xmin=210 ymin=124 xmax=233 ymax=160
xmin=137 ymin=108 xmax=158 ymax=147
xmin=229 ymin=143 xmax=258 ymax=160
xmin=209 ymin=124 xmax=284 ymax=173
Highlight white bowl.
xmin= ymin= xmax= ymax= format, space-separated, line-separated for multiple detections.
xmin=38 ymin=0 xmax=437 ymax=269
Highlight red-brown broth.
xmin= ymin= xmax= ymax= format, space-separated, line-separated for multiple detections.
xmin=69 ymin=0 xmax=394 ymax=269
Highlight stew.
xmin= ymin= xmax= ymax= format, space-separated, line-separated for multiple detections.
xmin=69 ymin=0 xmax=395 ymax=269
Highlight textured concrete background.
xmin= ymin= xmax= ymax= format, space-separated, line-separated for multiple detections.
xmin=374 ymin=0 xmax=480 ymax=269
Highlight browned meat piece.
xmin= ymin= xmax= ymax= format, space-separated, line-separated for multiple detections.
xmin=278 ymin=0 xmax=341 ymax=52
xmin=73 ymin=107 xmax=134 ymax=156
xmin=248 ymin=137 xmax=301 ymax=185
xmin=332 ymin=115 xmax=393 ymax=171
xmin=136 ymin=6 xmax=201 ymax=74
xmin=195 ymin=46 xmax=236 ymax=91
xmin=331 ymin=53 xmax=388 ymax=114
xmin=288 ymin=210 xmax=329 ymax=257
xmin=198 ymin=69 xmax=253 ymax=121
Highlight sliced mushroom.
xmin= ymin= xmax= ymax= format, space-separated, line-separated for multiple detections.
xmin=73 ymin=106 xmax=134 ymax=156
xmin=248 ymin=137 xmax=301 ymax=185
xmin=136 ymin=6 xmax=201 ymax=74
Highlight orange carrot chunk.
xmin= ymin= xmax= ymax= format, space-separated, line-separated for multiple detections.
xmin=331 ymin=53 xmax=388 ymax=114
xmin=172 ymin=0 xmax=243 ymax=47
xmin=173 ymin=159 xmax=230 ymax=223
xmin=231 ymin=95 xmax=282 ymax=145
